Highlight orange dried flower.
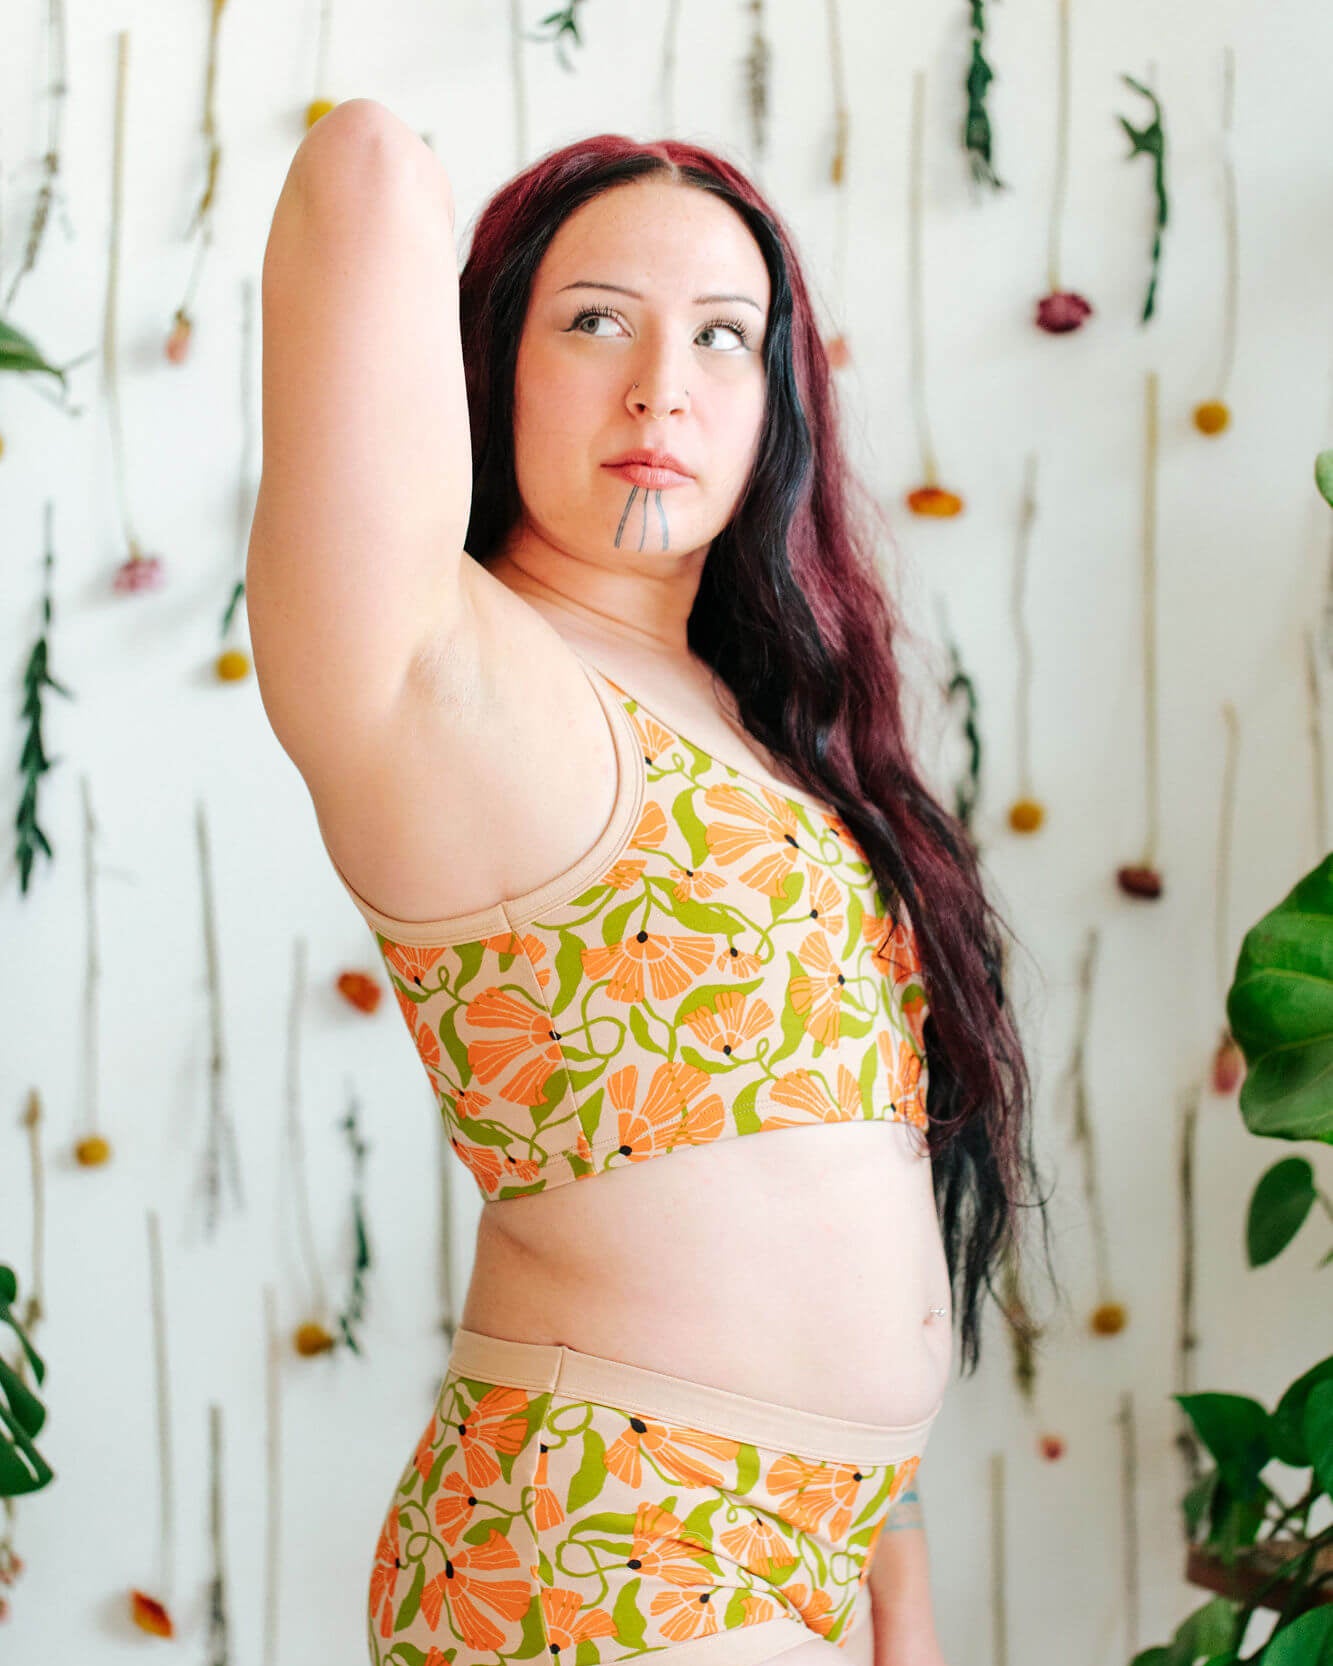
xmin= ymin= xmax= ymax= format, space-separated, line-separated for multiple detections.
xmin=305 ymin=98 xmax=335 ymax=129
xmin=1038 ymin=1433 xmax=1066 ymax=1461
xmin=906 ymin=485 xmax=964 ymax=518
xmin=825 ymin=333 xmax=851 ymax=370
xmin=75 ymin=1135 xmax=112 ymax=1167
xmin=337 ymin=970 xmax=382 ymax=1014
xmin=1090 ymin=1301 xmax=1127 ymax=1336
xmin=130 ymin=1590 xmax=174 ymax=1636
xmin=293 ymin=1320 xmax=337 ymax=1356
xmin=215 ymin=649 xmax=251 ymax=682
xmin=1193 ymin=399 xmax=1230 ymax=435
xmin=164 ymin=310 xmax=192 ymax=365
xmin=1008 ymin=798 xmax=1045 ymax=833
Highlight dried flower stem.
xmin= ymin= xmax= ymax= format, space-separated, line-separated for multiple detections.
xmin=1216 ymin=48 xmax=1238 ymax=395
xmin=1215 ymin=702 xmax=1240 ymax=1004
xmin=174 ymin=0 xmax=229 ymax=335
xmin=742 ymin=1 xmax=769 ymax=163
xmin=4 ymin=0 xmax=71 ymax=312
xmin=221 ymin=280 xmax=258 ymax=640
xmin=509 ymin=0 xmax=528 ymax=171
xmin=17 ymin=514 xmax=74 ymax=894
xmin=146 ymin=1210 xmax=176 ymax=1603
xmin=285 ymin=938 xmax=327 ymax=1318
xmin=1117 ymin=1392 xmax=1141 ymax=1655
xmin=313 ymin=0 xmax=334 ymax=102
xmin=989 ymin=1450 xmax=1008 ymax=1666
xmin=824 ymin=0 xmax=850 ymax=330
xmin=908 ymin=71 xmax=940 ymax=488
xmin=1305 ymin=632 xmax=1328 ymax=860
xmin=1174 ymin=1079 xmax=1203 ymax=1486
xmin=262 ymin=1285 xmax=281 ymax=1666
xmin=1062 ymin=928 xmax=1114 ymax=1303
xmin=1010 ymin=454 xmax=1039 ymax=799
xmin=1139 ymin=370 xmax=1161 ymax=869
xmin=103 ymin=33 xmax=153 ymax=568
xmin=1047 ymin=0 xmax=1071 ymax=292
xmin=206 ymin=1403 xmax=230 ymax=1665
xmin=196 ymin=802 xmax=244 ymax=1233
xmin=79 ymin=774 xmax=101 ymax=1140
xmin=335 ymin=1085 xmax=372 ymax=1353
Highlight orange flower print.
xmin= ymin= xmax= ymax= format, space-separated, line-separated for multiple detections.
xmin=787 ymin=931 xmax=847 ymax=1046
xmin=630 ymin=798 xmax=669 ymax=849
xmin=877 ymin=1030 xmax=927 ymax=1130
xmin=766 ymin=1453 xmax=869 ymax=1539
xmin=532 ymin=1444 xmax=565 ymax=1532
xmin=669 ymin=863 xmax=727 ymax=903
xmin=382 ymin=940 xmax=449 ymax=989
xmin=862 ymin=911 xmax=917 ymax=986
xmin=395 ymin=985 xmax=443 ymax=1073
xmin=628 ymin=708 xmax=678 ymax=768
xmin=803 ymin=864 xmax=845 ymax=938
xmin=413 ymin=1415 xmax=441 ymax=1482
xmin=603 ymin=856 xmax=648 ymax=890
xmin=370 ymin=1505 xmax=403 ymax=1640
xmin=624 ymin=1501 xmax=713 ymax=1586
xmin=604 ymin=1062 xmax=726 ymax=1162
xmin=448 ymin=1135 xmax=542 ymax=1195
xmin=777 ymin=1578 xmax=838 ymax=1640
xmin=480 ymin=931 xmax=553 ymax=989
xmin=418 ymin=1526 xmax=530 ymax=1650
xmin=649 ymin=1583 xmax=724 ymax=1642
xmin=604 ymin=1408 xmax=741 ymax=1489
xmin=760 ymin=1062 xmax=862 ymax=1129
xmin=716 ymin=940 xmax=764 ymax=977
xmin=681 ymin=989 xmax=774 ymax=1057
xmin=717 ymin=1512 xmax=802 ymax=1579
xmin=432 ymin=1469 xmax=480 ymax=1539
xmin=451 ymin=1086 xmax=491 ymax=1122
xmin=464 ymin=988 xmax=564 ymax=1104
xmin=451 ymin=1385 xmax=533 ymax=1490
xmin=535 ymin=1578 xmax=618 ymax=1651
xmin=703 ymin=783 xmax=803 ymax=897
xmin=581 ymin=930 xmax=715 ymax=1004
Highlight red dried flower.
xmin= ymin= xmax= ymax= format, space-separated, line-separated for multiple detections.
xmin=1036 ymin=291 xmax=1094 ymax=333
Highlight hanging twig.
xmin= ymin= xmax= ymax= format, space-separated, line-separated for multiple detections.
xmin=206 ymin=1403 xmax=230 ymax=1665
xmin=1210 ymin=702 xmax=1244 ymax=1091
xmin=1305 ymin=631 xmax=1328 ymax=861
xmin=285 ymin=937 xmax=333 ymax=1353
xmin=1008 ymin=453 xmax=1043 ymax=831
xmin=742 ymin=0 xmax=770 ymax=162
xmin=1195 ymin=48 xmax=1238 ymax=434
xmin=130 ymin=1211 xmax=176 ymax=1636
xmin=335 ymin=1084 xmax=373 ymax=1354
xmin=1174 ymin=1078 xmax=1203 ymax=1486
xmin=990 ymin=1450 xmax=1008 ymax=1666
xmin=195 ymin=801 xmax=245 ymax=1234
xmin=167 ymin=0 xmax=230 ymax=365
xmin=261 ymin=1285 xmax=282 ymax=1666
xmin=304 ymin=0 xmax=337 ymax=125
xmin=3 ymin=0 xmax=73 ymax=313
xmin=1117 ymin=1392 xmax=1141 ymax=1655
xmin=1036 ymin=0 xmax=1091 ymax=331
xmin=218 ymin=278 xmax=257 ymax=662
xmin=73 ymin=774 xmax=113 ymax=1168
xmin=1117 ymin=370 xmax=1163 ymax=898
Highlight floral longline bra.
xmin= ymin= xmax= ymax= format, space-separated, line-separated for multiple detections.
xmin=318 ymin=657 xmax=932 ymax=1202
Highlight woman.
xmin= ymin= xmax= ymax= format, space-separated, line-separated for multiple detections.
xmin=248 ymin=98 xmax=1049 ymax=1666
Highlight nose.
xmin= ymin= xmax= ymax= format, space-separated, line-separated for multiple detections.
xmin=627 ymin=379 xmax=690 ymax=419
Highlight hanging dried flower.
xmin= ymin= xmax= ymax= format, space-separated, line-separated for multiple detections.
xmin=293 ymin=1320 xmax=337 ymax=1357
xmin=1090 ymin=1300 xmax=1127 ymax=1336
xmin=1008 ymin=799 xmax=1044 ymax=833
xmin=130 ymin=1589 xmax=174 ymax=1637
xmin=1211 ymin=1027 xmax=1244 ymax=1094
xmin=112 ymin=546 xmax=165 ymax=593
xmin=3 ymin=0 xmax=73 ymax=316
xmin=1038 ymin=1434 xmax=1066 ymax=1461
xmin=215 ymin=648 xmax=250 ymax=682
xmin=964 ymin=0 xmax=1006 ymax=191
xmin=164 ymin=309 xmax=192 ymax=365
xmin=1117 ymin=371 xmax=1164 ymax=898
xmin=1193 ymin=399 xmax=1229 ymax=435
xmin=305 ymin=99 xmax=334 ymax=129
xmin=337 ymin=970 xmax=382 ymax=1014
xmin=74 ymin=1135 xmax=111 ymax=1167
xmin=1036 ymin=0 xmax=1093 ymax=333
xmin=130 ymin=1211 xmax=177 ymax=1638
xmin=906 ymin=70 xmax=965 ymax=516
xmin=1008 ymin=454 xmax=1045 ymax=832
xmin=284 ymin=940 xmax=335 ymax=1352
xmin=1117 ymin=72 xmax=1170 ymax=323
xmin=1116 ymin=863 xmax=1162 ymax=899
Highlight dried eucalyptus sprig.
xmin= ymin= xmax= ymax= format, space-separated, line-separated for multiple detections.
xmin=16 ymin=513 xmax=74 ymax=895
xmin=1118 ymin=72 xmax=1170 ymax=324
xmin=335 ymin=1086 xmax=373 ymax=1355
xmin=528 ymin=1 xmax=587 ymax=73
xmin=4 ymin=0 xmax=73 ymax=314
xmin=964 ymin=0 xmax=1006 ymax=191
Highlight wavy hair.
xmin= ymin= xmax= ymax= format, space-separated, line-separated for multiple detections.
xmin=458 ymin=134 xmax=1055 ymax=1377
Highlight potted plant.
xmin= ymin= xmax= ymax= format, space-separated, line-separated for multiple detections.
xmin=1131 ymin=454 xmax=1333 ymax=1663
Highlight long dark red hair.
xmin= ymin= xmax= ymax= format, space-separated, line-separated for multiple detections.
xmin=458 ymin=134 xmax=1054 ymax=1377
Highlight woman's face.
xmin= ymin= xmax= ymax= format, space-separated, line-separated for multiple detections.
xmin=511 ymin=179 xmax=772 ymax=567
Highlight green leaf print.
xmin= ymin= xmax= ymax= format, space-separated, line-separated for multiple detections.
xmin=385 ymin=1643 xmax=431 ymax=1666
xmin=453 ymin=938 xmax=485 ymax=990
xmin=663 ymin=894 xmax=737 ymax=936
xmin=734 ymin=1441 xmax=761 ymax=1495
xmin=567 ymin=1426 xmax=610 ymax=1511
xmin=574 ymin=1640 xmax=602 ymax=1666
xmin=394 ymin=1557 xmax=426 ymax=1631
xmin=858 ymin=1039 xmax=879 ymax=1116
xmin=671 ymin=784 xmax=710 ymax=868
xmin=770 ymin=866 xmax=804 ymax=920
xmin=552 ymin=930 xmax=587 ymax=1016
xmin=557 ymin=1507 xmax=642 ymax=1539
xmin=679 ymin=1496 xmax=723 ymax=1553
xmin=766 ymin=957 xmax=811 ymax=1071
xmin=731 ymin=1079 xmax=761 ymax=1134
xmin=628 ymin=1004 xmax=663 ymax=1058
xmin=842 ymin=888 xmax=865 ymax=962
xmin=612 ymin=1579 xmax=648 ymax=1650
xmin=438 ymin=1004 xmax=470 ymax=1082
xmin=530 ymin=1071 xmax=572 ymax=1130
xmin=600 ymin=892 xmax=642 ymax=946
xmin=680 ymin=1043 xmax=728 ymax=1075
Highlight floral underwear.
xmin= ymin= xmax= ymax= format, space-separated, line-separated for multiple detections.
xmin=367 ymin=1327 xmax=940 ymax=1666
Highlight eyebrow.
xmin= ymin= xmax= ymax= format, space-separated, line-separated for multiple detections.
xmin=556 ymin=280 xmax=765 ymax=315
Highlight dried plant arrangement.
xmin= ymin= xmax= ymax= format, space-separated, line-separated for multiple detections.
xmin=1007 ymin=453 xmax=1044 ymax=834
xmin=905 ymin=70 xmax=964 ymax=517
xmin=15 ymin=514 xmax=74 ymax=897
xmin=334 ymin=1087 xmax=374 ymax=1355
xmin=73 ymin=776 xmax=112 ymax=1169
xmin=195 ymin=802 xmax=245 ymax=1233
xmin=215 ymin=280 xmax=257 ymax=684
xmin=304 ymin=0 xmax=338 ymax=127
xmin=3 ymin=0 xmax=73 ymax=315
xmin=963 ymin=0 xmax=1006 ymax=192
xmin=105 ymin=32 xmax=164 ymax=593
xmin=129 ymin=1211 xmax=177 ymax=1637
xmin=166 ymin=0 xmax=230 ymax=366
xmin=1117 ymin=70 xmax=1170 ymax=325
xmin=1035 ymin=0 xmax=1092 ymax=334
xmin=1117 ymin=371 xmax=1164 ymax=900
xmin=1194 ymin=49 xmax=1239 ymax=437
xmin=822 ymin=0 xmax=852 ymax=370
xmin=1211 ymin=702 xmax=1246 ymax=1093
xmin=742 ymin=0 xmax=770 ymax=165
xmin=283 ymin=939 xmax=336 ymax=1356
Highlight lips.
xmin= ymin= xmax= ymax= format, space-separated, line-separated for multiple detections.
xmin=604 ymin=460 xmax=692 ymax=487
xmin=603 ymin=450 xmax=694 ymax=476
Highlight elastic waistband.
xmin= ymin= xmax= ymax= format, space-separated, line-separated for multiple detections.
xmin=446 ymin=1328 xmax=940 ymax=1464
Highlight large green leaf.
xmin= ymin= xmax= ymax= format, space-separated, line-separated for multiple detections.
xmin=1316 ymin=449 xmax=1333 ymax=510
xmin=1246 ymin=1157 xmax=1318 ymax=1266
xmin=0 ymin=317 xmax=66 ymax=383
xmin=1225 ymin=852 xmax=1333 ymax=1141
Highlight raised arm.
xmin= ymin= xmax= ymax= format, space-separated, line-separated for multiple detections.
xmin=245 ymin=98 xmax=473 ymax=796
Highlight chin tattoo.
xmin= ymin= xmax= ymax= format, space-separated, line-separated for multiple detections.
xmin=613 ymin=485 xmax=671 ymax=551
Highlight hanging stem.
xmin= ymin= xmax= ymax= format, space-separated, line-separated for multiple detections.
xmin=147 ymin=1210 xmax=176 ymax=1603
xmin=1118 ymin=1392 xmax=1141 ymax=1655
xmin=1305 ymin=631 xmax=1328 ymax=860
xmin=908 ymin=70 xmax=939 ymax=486
xmin=1173 ymin=1079 xmax=1204 ymax=1486
xmin=4 ymin=0 xmax=71 ymax=313
xmin=1141 ymin=370 xmax=1161 ymax=867
xmin=196 ymin=802 xmax=245 ymax=1233
xmin=262 ymin=1284 xmax=282 ymax=1666
xmin=1215 ymin=701 xmax=1240 ymax=1004
xmin=286 ymin=937 xmax=327 ymax=1318
xmin=1011 ymin=453 xmax=1039 ymax=798
xmin=989 ymin=1450 xmax=1008 ymax=1666
xmin=1217 ymin=47 xmax=1239 ymax=395
xmin=1047 ymin=0 xmax=1071 ymax=292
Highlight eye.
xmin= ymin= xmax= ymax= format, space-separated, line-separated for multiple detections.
xmin=566 ymin=305 xmax=754 ymax=351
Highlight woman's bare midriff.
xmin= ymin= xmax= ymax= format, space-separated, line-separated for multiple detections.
xmin=459 ymin=1115 xmax=954 ymax=1428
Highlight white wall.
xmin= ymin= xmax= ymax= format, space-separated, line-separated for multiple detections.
xmin=2 ymin=0 xmax=1331 ymax=1660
